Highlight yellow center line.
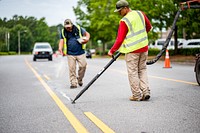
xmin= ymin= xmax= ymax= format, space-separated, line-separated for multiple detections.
xmin=43 ymin=74 xmax=50 ymax=80
xmin=25 ymin=59 xmax=88 ymax=133
xmin=84 ymin=112 xmax=115 ymax=133
xmin=110 ymin=68 xmax=198 ymax=85
xmin=148 ymin=75 xmax=198 ymax=85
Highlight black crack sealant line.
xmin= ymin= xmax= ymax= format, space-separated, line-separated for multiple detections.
xmin=72 ymin=2 xmax=200 ymax=104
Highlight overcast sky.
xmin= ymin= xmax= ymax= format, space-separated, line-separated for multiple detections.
xmin=0 ymin=0 xmax=78 ymax=26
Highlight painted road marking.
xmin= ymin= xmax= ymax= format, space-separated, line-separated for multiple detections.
xmin=148 ymin=75 xmax=198 ymax=85
xmin=60 ymin=91 xmax=73 ymax=102
xmin=25 ymin=59 xmax=88 ymax=133
xmin=43 ymin=74 xmax=50 ymax=80
xmin=84 ymin=112 xmax=115 ymax=133
xmin=110 ymin=68 xmax=198 ymax=85
xmin=89 ymin=63 xmax=197 ymax=85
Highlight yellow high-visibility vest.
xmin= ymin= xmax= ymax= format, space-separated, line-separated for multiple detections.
xmin=61 ymin=25 xmax=86 ymax=55
xmin=119 ymin=10 xmax=148 ymax=53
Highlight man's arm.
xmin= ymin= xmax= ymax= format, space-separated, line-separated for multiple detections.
xmin=142 ymin=12 xmax=152 ymax=32
xmin=108 ymin=21 xmax=128 ymax=56
xmin=82 ymin=31 xmax=90 ymax=44
xmin=58 ymin=39 xmax=64 ymax=54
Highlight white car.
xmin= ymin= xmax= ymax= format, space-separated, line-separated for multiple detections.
xmin=32 ymin=42 xmax=53 ymax=61
xmin=182 ymin=39 xmax=200 ymax=48
xmin=153 ymin=38 xmax=186 ymax=50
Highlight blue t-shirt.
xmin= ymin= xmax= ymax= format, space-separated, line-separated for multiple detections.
xmin=60 ymin=26 xmax=86 ymax=55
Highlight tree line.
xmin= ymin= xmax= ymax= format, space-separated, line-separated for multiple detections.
xmin=0 ymin=0 xmax=199 ymax=54
xmin=73 ymin=0 xmax=200 ymax=54
xmin=0 ymin=15 xmax=62 ymax=53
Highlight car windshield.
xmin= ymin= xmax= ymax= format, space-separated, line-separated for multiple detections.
xmin=188 ymin=42 xmax=200 ymax=45
xmin=36 ymin=45 xmax=50 ymax=49
xmin=157 ymin=41 xmax=165 ymax=45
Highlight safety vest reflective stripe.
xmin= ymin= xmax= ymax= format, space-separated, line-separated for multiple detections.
xmin=123 ymin=36 xmax=148 ymax=48
xmin=61 ymin=25 xmax=86 ymax=55
xmin=61 ymin=29 xmax=67 ymax=55
xmin=77 ymin=25 xmax=82 ymax=38
xmin=136 ymin=11 xmax=145 ymax=26
xmin=76 ymin=25 xmax=86 ymax=50
xmin=119 ymin=10 xmax=148 ymax=53
xmin=122 ymin=11 xmax=146 ymax=39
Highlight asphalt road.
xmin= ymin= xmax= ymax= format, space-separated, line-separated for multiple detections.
xmin=0 ymin=55 xmax=199 ymax=133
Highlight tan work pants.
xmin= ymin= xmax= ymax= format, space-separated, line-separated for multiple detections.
xmin=125 ymin=52 xmax=150 ymax=99
xmin=67 ymin=54 xmax=87 ymax=86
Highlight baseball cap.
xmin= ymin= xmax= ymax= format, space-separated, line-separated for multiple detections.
xmin=114 ymin=0 xmax=129 ymax=12
xmin=64 ymin=19 xmax=73 ymax=28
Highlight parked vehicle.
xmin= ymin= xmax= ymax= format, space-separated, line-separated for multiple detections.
xmin=181 ymin=39 xmax=200 ymax=48
xmin=85 ymin=49 xmax=92 ymax=59
xmin=32 ymin=42 xmax=53 ymax=61
xmin=195 ymin=53 xmax=200 ymax=85
xmin=153 ymin=38 xmax=185 ymax=50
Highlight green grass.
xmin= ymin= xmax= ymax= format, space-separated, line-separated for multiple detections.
xmin=0 ymin=51 xmax=32 ymax=55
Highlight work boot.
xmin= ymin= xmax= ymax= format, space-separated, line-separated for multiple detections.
xmin=70 ymin=85 xmax=77 ymax=89
xmin=129 ymin=96 xmax=142 ymax=101
xmin=78 ymin=81 xmax=83 ymax=86
xmin=77 ymin=78 xmax=83 ymax=86
xmin=142 ymin=94 xmax=150 ymax=101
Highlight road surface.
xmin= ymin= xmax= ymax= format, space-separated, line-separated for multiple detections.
xmin=0 ymin=55 xmax=199 ymax=133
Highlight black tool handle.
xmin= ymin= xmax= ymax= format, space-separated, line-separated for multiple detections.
xmin=72 ymin=52 xmax=121 ymax=104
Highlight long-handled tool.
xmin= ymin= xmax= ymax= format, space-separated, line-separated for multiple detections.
xmin=71 ymin=52 xmax=121 ymax=104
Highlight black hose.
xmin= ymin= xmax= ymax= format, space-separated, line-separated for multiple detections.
xmin=147 ymin=3 xmax=200 ymax=65
xmin=147 ymin=8 xmax=182 ymax=65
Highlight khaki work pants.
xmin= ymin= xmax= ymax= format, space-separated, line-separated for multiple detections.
xmin=125 ymin=52 xmax=150 ymax=99
xmin=67 ymin=54 xmax=87 ymax=86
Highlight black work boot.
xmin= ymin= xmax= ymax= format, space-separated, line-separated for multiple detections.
xmin=142 ymin=94 xmax=150 ymax=101
xmin=70 ymin=85 xmax=77 ymax=89
xmin=77 ymin=78 xmax=83 ymax=86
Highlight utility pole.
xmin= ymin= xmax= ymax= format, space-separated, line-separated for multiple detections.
xmin=18 ymin=30 xmax=27 ymax=55
xmin=18 ymin=31 xmax=20 ymax=55
xmin=7 ymin=32 xmax=10 ymax=52
xmin=5 ymin=32 xmax=7 ymax=50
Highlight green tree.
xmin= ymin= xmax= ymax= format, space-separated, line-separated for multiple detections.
xmin=178 ymin=8 xmax=200 ymax=39
xmin=74 ymin=0 xmax=200 ymax=54
xmin=49 ymin=25 xmax=62 ymax=51
xmin=9 ymin=24 xmax=33 ymax=52
xmin=0 ymin=27 xmax=10 ymax=52
xmin=74 ymin=0 xmax=121 ymax=55
xmin=0 ymin=15 xmax=60 ymax=53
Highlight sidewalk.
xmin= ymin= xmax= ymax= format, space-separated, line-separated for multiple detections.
xmin=148 ymin=55 xmax=196 ymax=65
xmin=93 ymin=54 xmax=196 ymax=65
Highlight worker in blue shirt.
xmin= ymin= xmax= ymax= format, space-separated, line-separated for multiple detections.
xmin=58 ymin=19 xmax=90 ymax=89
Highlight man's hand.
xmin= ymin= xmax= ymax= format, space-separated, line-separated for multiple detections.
xmin=108 ymin=50 xmax=113 ymax=56
xmin=81 ymin=37 xmax=89 ymax=44
xmin=58 ymin=49 xmax=63 ymax=55
xmin=58 ymin=39 xmax=64 ymax=55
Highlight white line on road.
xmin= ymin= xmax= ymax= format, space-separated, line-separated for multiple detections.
xmin=59 ymin=91 xmax=73 ymax=102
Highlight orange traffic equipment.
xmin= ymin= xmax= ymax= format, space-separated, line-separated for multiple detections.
xmin=163 ymin=50 xmax=172 ymax=68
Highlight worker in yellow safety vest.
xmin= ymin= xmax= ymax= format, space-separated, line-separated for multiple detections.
xmin=58 ymin=19 xmax=90 ymax=89
xmin=108 ymin=0 xmax=152 ymax=101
